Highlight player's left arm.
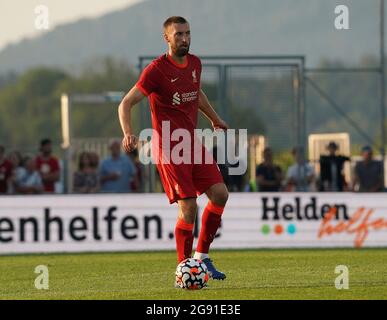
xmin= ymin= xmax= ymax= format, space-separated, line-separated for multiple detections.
xmin=198 ymin=89 xmax=229 ymax=130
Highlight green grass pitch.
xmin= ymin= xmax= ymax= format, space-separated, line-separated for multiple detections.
xmin=1 ymin=249 xmax=386 ymax=300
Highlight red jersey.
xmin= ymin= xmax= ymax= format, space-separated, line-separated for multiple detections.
xmin=136 ymin=53 xmax=223 ymax=204
xmin=36 ymin=155 xmax=60 ymax=192
xmin=0 ymin=159 xmax=13 ymax=193
xmin=136 ymin=53 xmax=202 ymax=153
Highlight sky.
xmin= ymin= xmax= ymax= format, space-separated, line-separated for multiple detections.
xmin=0 ymin=0 xmax=144 ymax=50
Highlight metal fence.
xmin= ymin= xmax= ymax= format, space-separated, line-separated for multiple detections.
xmin=139 ymin=55 xmax=305 ymax=144
xmin=137 ymin=56 xmax=305 ymax=191
xmin=305 ymin=69 xmax=382 ymax=150
xmin=59 ymin=53 xmax=386 ymax=193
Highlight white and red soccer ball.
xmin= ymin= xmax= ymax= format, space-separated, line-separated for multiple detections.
xmin=175 ymin=258 xmax=209 ymax=290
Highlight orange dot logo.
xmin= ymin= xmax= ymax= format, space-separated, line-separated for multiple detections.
xmin=274 ymin=224 xmax=284 ymax=235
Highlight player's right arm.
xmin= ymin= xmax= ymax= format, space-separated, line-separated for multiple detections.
xmin=118 ymin=86 xmax=146 ymax=153
xmin=119 ymin=62 xmax=159 ymax=153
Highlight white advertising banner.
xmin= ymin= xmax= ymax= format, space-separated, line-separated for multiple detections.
xmin=0 ymin=193 xmax=386 ymax=254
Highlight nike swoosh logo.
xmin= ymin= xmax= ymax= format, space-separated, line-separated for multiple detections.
xmin=171 ymin=78 xmax=179 ymax=82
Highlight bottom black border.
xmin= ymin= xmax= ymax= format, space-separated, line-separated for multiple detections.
xmin=1 ymin=300 xmax=384 ymax=319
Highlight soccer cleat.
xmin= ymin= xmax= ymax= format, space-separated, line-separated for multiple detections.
xmin=202 ymin=258 xmax=226 ymax=280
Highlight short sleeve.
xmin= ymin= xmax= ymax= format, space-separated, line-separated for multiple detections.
xmin=136 ymin=63 xmax=159 ymax=96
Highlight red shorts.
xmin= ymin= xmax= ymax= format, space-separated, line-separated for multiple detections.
xmin=156 ymin=149 xmax=224 ymax=204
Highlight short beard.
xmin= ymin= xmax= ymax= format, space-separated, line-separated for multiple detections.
xmin=174 ymin=46 xmax=189 ymax=57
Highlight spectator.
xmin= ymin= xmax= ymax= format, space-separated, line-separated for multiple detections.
xmin=319 ymin=141 xmax=350 ymax=192
xmin=7 ymin=150 xmax=23 ymax=194
xmin=89 ymin=151 xmax=100 ymax=170
xmin=100 ymin=140 xmax=136 ymax=193
xmin=7 ymin=150 xmax=23 ymax=169
xmin=128 ymin=149 xmax=143 ymax=192
xmin=256 ymin=147 xmax=283 ymax=192
xmin=353 ymin=145 xmax=384 ymax=192
xmin=14 ymin=156 xmax=43 ymax=194
xmin=286 ymin=147 xmax=316 ymax=192
xmin=0 ymin=145 xmax=13 ymax=194
xmin=35 ymin=138 xmax=60 ymax=193
xmin=73 ymin=152 xmax=100 ymax=193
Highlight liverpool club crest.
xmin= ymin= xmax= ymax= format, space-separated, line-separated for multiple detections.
xmin=192 ymin=69 xmax=198 ymax=83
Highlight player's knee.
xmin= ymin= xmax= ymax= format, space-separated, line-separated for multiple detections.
xmin=213 ymin=188 xmax=229 ymax=207
xmin=219 ymin=190 xmax=229 ymax=206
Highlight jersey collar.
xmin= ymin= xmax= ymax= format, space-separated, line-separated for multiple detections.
xmin=166 ymin=53 xmax=189 ymax=69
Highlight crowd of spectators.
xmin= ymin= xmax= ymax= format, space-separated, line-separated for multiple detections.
xmin=73 ymin=139 xmax=139 ymax=193
xmin=0 ymin=139 xmax=385 ymax=195
xmin=0 ymin=139 xmax=60 ymax=194
xmin=252 ymin=142 xmax=385 ymax=193
xmin=72 ymin=139 xmax=142 ymax=193
xmin=0 ymin=138 xmax=141 ymax=195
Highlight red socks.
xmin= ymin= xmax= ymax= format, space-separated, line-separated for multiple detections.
xmin=196 ymin=201 xmax=225 ymax=254
xmin=175 ymin=218 xmax=194 ymax=263
xmin=175 ymin=202 xmax=225 ymax=263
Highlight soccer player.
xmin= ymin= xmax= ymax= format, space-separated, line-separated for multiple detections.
xmin=118 ymin=16 xmax=229 ymax=282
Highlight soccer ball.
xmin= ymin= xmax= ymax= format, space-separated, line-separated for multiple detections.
xmin=175 ymin=258 xmax=209 ymax=290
